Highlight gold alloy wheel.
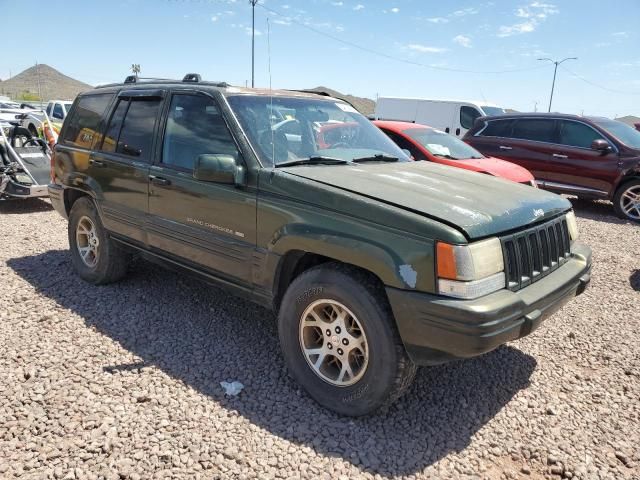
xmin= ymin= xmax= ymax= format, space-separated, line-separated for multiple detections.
xmin=75 ymin=215 xmax=100 ymax=268
xmin=298 ymin=299 xmax=369 ymax=387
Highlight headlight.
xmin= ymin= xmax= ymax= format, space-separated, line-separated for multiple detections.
xmin=566 ymin=211 xmax=579 ymax=242
xmin=436 ymin=238 xmax=505 ymax=299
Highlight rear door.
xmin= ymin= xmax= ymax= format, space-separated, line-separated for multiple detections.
xmin=147 ymin=91 xmax=256 ymax=286
xmin=543 ymin=119 xmax=619 ymax=195
xmin=479 ymin=118 xmax=557 ymax=180
xmin=87 ymin=90 xmax=165 ymax=243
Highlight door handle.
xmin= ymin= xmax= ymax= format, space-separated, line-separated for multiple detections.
xmin=445 ymin=127 xmax=450 ymax=133
xmin=455 ymin=128 xmax=461 ymax=136
xmin=552 ymin=153 xmax=568 ymax=159
xmin=149 ymin=175 xmax=171 ymax=186
xmin=499 ymin=146 xmax=513 ymax=151
xmin=89 ymin=159 xmax=105 ymax=167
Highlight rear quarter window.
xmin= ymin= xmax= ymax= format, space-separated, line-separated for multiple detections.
xmin=62 ymin=94 xmax=114 ymax=148
xmin=511 ymin=119 xmax=555 ymax=143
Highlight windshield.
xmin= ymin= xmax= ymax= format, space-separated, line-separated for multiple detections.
xmin=591 ymin=118 xmax=640 ymax=149
xmin=227 ymin=95 xmax=409 ymax=166
xmin=403 ymin=128 xmax=484 ymax=160
xmin=480 ymin=106 xmax=506 ymax=116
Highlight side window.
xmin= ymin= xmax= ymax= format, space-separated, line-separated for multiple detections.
xmin=460 ymin=106 xmax=482 ymax=130
xmin=100 ymin=99 xmax=129 ymax=153
xmin=116 ymin=98 xmax=162 ymax=161
xmin=479 ymin=119 xmax=514 ymax=137
xmin=162 ymin=94 xmax=238 ymax=171
xmin=61 ymin=94 xmax=113 ymax=147
xmin=383 ymin=130 xmax=424 ymax=159
xmin=559 ymin=120 xmax=603 ymax=149
xmin=52 ymin=103 xmax=64 ymax=120
xmin=46 ymin=103 xmax=53 ymax=115
xmin=512 ymin=119 xmax=555 ymax=143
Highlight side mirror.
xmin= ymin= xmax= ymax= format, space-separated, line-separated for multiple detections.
xmin=591 ymin=139 xmax=612 ymax=152
xmin=194 ymin=154 xmax=246 ymax=186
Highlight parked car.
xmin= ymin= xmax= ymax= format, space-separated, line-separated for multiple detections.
xmin=374 ymin=97 xmax=506 ymax=138
xmin=374 ymin=120 xmax=535 ymax=185
xmin=464 ymin=113 xmax=640 ymax=222
xmin=49 ymin=74 xmax=591 ymax=416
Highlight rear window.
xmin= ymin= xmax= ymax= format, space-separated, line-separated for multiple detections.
xmin=460 ymin=106 xmax=482 ymax=130
xmin=512 ymin=119 xmax=555 ymax=143
xmin=62 ymin=94 xmax=113 ymax=147
xmin=479 ymin=119 xmax=514 ymax=137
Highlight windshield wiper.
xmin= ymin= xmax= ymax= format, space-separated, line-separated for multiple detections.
xmin=352 ymin=154 xmax=399 ymax=163
xmin=275 ymin=156 xmax=349 ymax=168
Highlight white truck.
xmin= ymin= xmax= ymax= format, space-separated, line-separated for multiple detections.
xmin=374 ymin=98 xmax=506 ymax=137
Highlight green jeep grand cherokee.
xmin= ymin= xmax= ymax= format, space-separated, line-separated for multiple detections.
xmin=49 ymin=75 xmax=592 ymax=416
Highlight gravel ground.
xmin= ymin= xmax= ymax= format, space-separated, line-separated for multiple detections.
xmin=0 ymin=197 xmax=638 ymax=480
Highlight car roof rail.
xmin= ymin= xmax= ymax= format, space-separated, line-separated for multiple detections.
xmin=182 ymin=73 xmax=201 ymax=83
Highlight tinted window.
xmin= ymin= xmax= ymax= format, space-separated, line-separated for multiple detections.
xmin=512 ymin=119 xmax=555 ymax=143
xmin=101 ymin=99 xmax=128 ymax=153
xmin=61 ymin=94 xmax=113 ymax=147
xmin=53 ymin=103 xmax=64 ymax=120
xmin=479 ymin=119 xmax=514 ymax=137
xmin=116 ymin=98 xmax=162 ymax=161
xmin=559 ymin=120 xmax=602 ymax=149
xmin=460 ymin=106 xmax=482 ymax=130
xmin=162 ymin=94 xmax=238 ymax=170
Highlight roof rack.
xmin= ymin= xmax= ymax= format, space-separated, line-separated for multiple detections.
xmin=96 ymin=73 xmax=228 ymax=89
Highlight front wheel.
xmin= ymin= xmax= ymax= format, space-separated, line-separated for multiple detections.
xmin=278 ymin=263 xmax=417 ymax=416
xmin=613 ymin=179 xmax=640 ymax=222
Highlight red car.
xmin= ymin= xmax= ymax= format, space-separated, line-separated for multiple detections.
xmin=373 ymin=120 xmax=535 ymax=185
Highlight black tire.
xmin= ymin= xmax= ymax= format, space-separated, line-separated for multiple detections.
xmin=68 ymin=196 xmax=129 ymax=284
xmin=613 ymin=179 xmax=640 ymax=223
xmin=278 ymin=263 xmax=417 ymax=416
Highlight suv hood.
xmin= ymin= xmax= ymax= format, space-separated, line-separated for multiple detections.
xmin=282 ymin=161 xmax=570 ymax=239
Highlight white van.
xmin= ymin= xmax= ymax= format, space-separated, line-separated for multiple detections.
xmin=374 ymin=98 xmax=506 ymax=137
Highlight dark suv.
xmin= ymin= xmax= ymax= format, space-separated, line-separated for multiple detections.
xmin=49 ymin=75 xmax=592 ymax=416
xmin=464 ymin=113 xmax=640 ymax=222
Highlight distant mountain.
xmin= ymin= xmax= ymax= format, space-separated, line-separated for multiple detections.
xmin=307 ymin=86 xmax=376 ymax=116
xmin=615 ymin=115 xmax=640 ymax=127
xmin=0 ymin=64 xmax=92 ymax=102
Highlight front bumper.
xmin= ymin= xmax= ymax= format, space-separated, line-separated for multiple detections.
xmin=387 ymin=242 xmax=592 ymax=366
xmin=1 ymin=178 xmax=49 ymax=198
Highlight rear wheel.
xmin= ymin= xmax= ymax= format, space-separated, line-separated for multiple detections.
xmin=613 ymin=179 xmax=640 ymax=222
xmin=278 ymin=263 xmax=417 ymax=416
xmin=68 ymin=197 xmax=129 ymax=284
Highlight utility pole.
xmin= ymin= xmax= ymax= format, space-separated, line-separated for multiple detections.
xmin=538 ymin=57 xmax=577 ymax=112
xmin=250 ymin=0 xmax=258 ymax=88
xmin=35 ymin=61 xmax=42 ymax=101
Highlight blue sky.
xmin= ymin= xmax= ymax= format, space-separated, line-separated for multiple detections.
xmin=2 ymin=0 xmax=639 ymax=117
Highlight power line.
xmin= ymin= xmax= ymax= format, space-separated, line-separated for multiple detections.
xmin=256 ymin=3 xmax=550 ymax=75
xmin=560 ymin=65 xmax=640 ymax=96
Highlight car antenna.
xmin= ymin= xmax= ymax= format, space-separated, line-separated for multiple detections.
xmin=267 ymin=17 xmax=275 ymax=176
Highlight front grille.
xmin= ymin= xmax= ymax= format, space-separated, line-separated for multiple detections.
xmin=501 ymin=216 xmax=571 ymax=291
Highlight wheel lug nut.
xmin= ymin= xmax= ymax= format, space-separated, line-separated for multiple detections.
xmin=335 ymin=326 xmax=341 ymax=334
xmin=328 ymin=343 xmax=333 ymax=350
xmin=337 ymin=348 xmax=343 ymax=355
xmin=326 ymin=329 xmax=331 ymax=336
xmin=342 ymin=338 xmax=348 ymax=345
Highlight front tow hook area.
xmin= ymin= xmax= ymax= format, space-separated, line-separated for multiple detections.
xmin=577 ymin=271 xmax=591 ymax=296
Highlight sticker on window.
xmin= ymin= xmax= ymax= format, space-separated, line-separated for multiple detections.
xmin=335 ymin=102 xmax=358 ymax=113
xmin=427 ymin=144 xmax=451 ymax=156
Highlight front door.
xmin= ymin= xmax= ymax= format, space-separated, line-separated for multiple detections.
xmin=147 ymin=92 xmax=256 ymax=286
xmin=542 ymin=119 xmax=619 ymax=196
xmin=87 ymin=92 xmax=164 ymax=243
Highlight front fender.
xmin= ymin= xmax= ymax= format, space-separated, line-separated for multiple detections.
xmin=268 ymin=223 xmax=435 ymax=292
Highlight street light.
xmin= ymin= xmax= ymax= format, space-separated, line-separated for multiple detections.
xmin=538 ymin=57 xmax=577 ymax=112
xmin=250 ymin=0 xmax=259 ymax=88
